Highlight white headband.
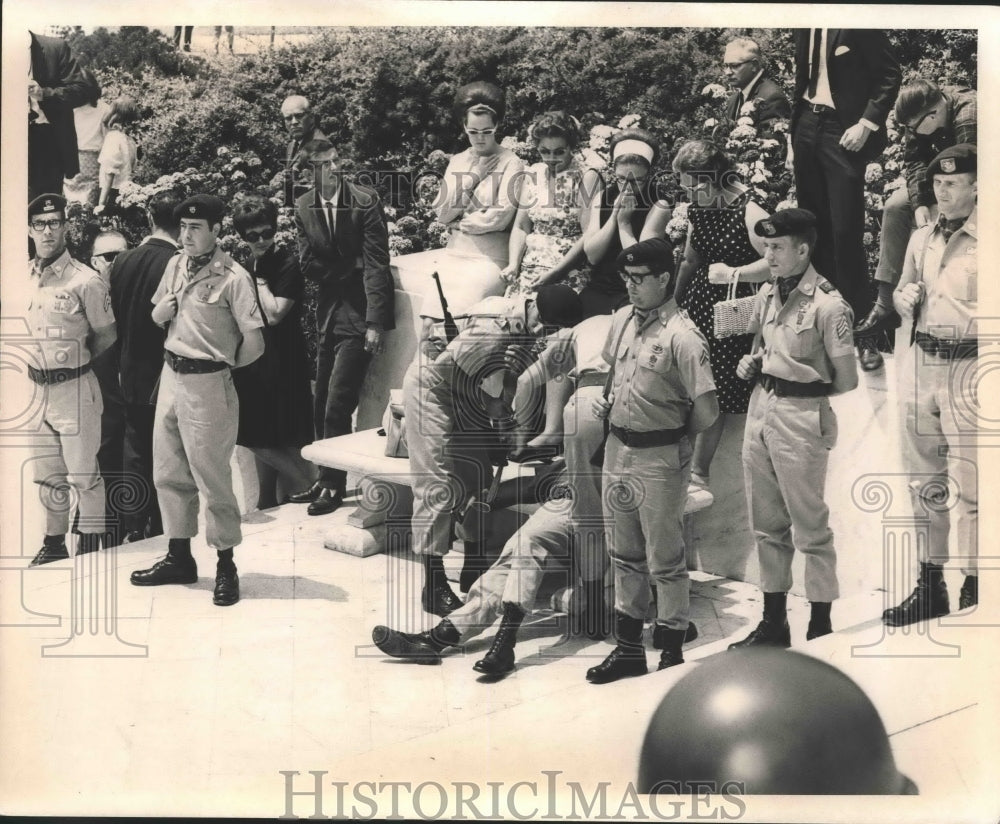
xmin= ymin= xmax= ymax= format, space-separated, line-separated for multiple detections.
xmin=613 ymin=139 xmax=655 ymax=164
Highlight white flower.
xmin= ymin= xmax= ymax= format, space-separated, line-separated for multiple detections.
xmin=501 ymin=136 xmax=519 ymax=150
xmin=216 ymin=146 xmax=230 ymax=157
xmin=774 ymin=200 xmax=796 ymax=212
xmin=704 ymin=117 xmax=718 ymax=129
xmin=864 ymin=163 xmax=884 ymax=184
xmin=759 ymin=138 xmax=780 ymax=150
xmin=736 ymin=116 xmax=755 ymax=129
xmin=730 ymin=124 xmax=757 ymax=140
xmin=673 ymin=202 xmax=690 ymax=220
xmin=702 ymin=83 xmax=728 ymax=100
xmin=617 ymin=114 xmax=641 ymax=129
xmin=738 ymin=99 xmax=757 ymax=118
xmin=751 ymin=169 xmax=769 ymax=184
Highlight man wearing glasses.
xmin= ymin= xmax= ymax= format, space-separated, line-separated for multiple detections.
xmin=855 ymin=80 xmax=976 ymax=354
xmin=587 ymin=238 xmax=718 ymax=684
xmin=26 ymin=194 xmax=117 ymax=566
xmin=716 ymin=37 xmax=790 ymax=137
xmin=280 ymin=95 xmax=327 ymax=204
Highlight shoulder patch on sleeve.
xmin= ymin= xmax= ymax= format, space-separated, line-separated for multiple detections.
xmin=818 ymin=280 xmax=837 ymax=294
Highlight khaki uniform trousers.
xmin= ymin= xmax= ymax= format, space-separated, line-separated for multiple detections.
xmin=31 ymin=371 xmax=106 ymax=535
xmin=603 ymin=433 xmax=692 ymax=629
xmin=742 ymin=385 xmax=840 ymax=601
xmin=898 ymin=343 xmax=978 ymax=574
xmin=153 ymin=365 xmax=242 ymax=551
xmin=563 ymin=385 xmax=609 ymax=584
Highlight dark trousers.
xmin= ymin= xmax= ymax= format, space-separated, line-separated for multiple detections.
xmin=792 ymin=109 xmax=871 ymax=319
xmin=123 ymin=402 xmax=162 ymax=537
xmin=313 ymin=333 xmax=371 ymax=491
xmin=28 ymin=124 xmax=65 ymax=201
xmin=173 ymin=26 xmax=193 ymax=50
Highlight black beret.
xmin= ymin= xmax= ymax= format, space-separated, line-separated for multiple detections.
xmin=754 ymin=208 xmax=817 ymax=238
xmin=926 ymin=143 xmax=976 ymax=181
xmin=28 ymin=193 xmax=67 ymax=219
xmin=174 ymin=194 xmax=225 ymax=224
xmin=535 ymin=283 xmax=583 ymax=330
xmin=617 ymin=237 xmax=674 ymax=273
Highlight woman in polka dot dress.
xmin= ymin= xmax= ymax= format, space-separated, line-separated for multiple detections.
xmin=650 ymin=140 xmax=773 ymax=489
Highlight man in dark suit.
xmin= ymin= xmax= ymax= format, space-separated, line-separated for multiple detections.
xmin=29 ymin=31 xmax=89 ymax=201
xmin=718 ymin=37 xmax=791 ymax=136
xmin=281 ymin=95 xmax=328 ymax=205
xmin=790 ymin=28 xmax=900 ymax=370
xmin=108 ymin=189 xmax=182 ymax=541
xmin=287 ymin=139 xmax=394 ymax=515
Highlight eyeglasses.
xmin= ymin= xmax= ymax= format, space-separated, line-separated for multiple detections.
xmin=723 ymin=59 xmax=754 ymax=71
xmin=619 ymin=269 xmax=665 ymax=286
xmin=30 ymin=218 xmax=65 ymax=232
xmin=242 ymin=227 xmax=276 ymax=243
xmin=93 ymin=251 xmax=121 ymax=263
xmin=465 ymin=127 xmax=497 ymax=136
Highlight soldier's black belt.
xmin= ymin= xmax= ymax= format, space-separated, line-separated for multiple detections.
xmin=609 ymin=424 xmax=686 ymax=448
xmin=575 ymin=372 xmax=610 ymax=390
xmin=759 ymin=374 xmax=832 ymax=397
xmin=164 ymin=352 xmax=229 ymax=374
xmin=914 ymin=332 xmax=978 ymax=360
xmin=27 ymin=362 xmax=92 ymax=385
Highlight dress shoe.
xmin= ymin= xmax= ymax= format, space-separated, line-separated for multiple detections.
xmin=130 ymin=554 xmax=198 ymax=586
xmin=507 ymin=444 xmax=560 ymax=464
xmin=854 ymin=304 xmax=900 ymax=337
xmin=959 ymin=575 xmax=978 ymax=610
xmin=307 ymin=488 xmax=344 ymax=516
xmin=287 ymin=482 xmax=323 ymax=504
xmin=882 ymin=562 xmax=950 ymax=627
xmin=472 ymin=604 xmax=524 ymax=676
xmin=728 ymin=616 xmax=791 ymax=649
xmin=372 ymin=622 xmax=458 ymax=664
xmin=857 ymin=337 xmax=884 ymax=372
xmin=586 ymin=612 xmax=648 ymax=684
xmin=29 ymin=539 xmax=69 ymax=567
xmin=213 ymin=562 xmax=240 ymax=606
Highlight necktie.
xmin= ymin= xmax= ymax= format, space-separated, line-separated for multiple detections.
xmin=732 ymin=91 xmax=744 ymax=120
xmin=187 ymin=251 xmax=213 ymax=277
xmin=937 ymin=215 xmax=966 ymax=242
xmin=324 ymin=201 xmax=339 ymax=253
xmin=778 ymin=274 xmax=804 ymax=303
xmin=807 ymin=29 xmax=822 ymax=99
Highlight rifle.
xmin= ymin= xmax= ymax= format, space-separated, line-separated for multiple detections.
xmin=431 ymin=271 xmax=460 ymax=343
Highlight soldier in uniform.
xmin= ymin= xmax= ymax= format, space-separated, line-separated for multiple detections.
xmin=730 ymin=208 xmax=858 ymax=649
xmin=587 ymin=238 xmax=718 ymax=684
xmin=883 ymin=144 xmax=978 ymax=626
xmin=130 ymin=195 xmax=264 ymax=607
xmin=27 ymin=194 xmax=117 ymax=566
xmin=404 ymin=284 xmax=582 ymax=618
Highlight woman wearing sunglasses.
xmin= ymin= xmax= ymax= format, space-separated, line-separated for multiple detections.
xmin=435 ymin=81 xmax=526 ymax=270
xmin=231 ymin=194 xmax=315 ymax=510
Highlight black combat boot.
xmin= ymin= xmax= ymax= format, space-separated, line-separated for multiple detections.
xmin=76 ymin=533 xmax=102 ymax=556
xmin=656 ymin=627 xmax=689 ymax=670
xmin=582 ymin=577 xmax=612 ymax=640
xmin=459 ymin=541 xmax=488 ymax=594
xmin=130 ymin=538 xmax=198 ymax=586
xmin=421 ymin=554 xmax=463 ymax=617
xmin=729 ymin=592 xmax=791 ymax=649
xmin=959 ymin=575 xmax=978 ymax=610
xmin=473 ymin=603 xmax=524 ymax=676
xmin=652 ymin=621 xmax=698 ymax=649
xmin=882 ymin=562 xmax=950 ymax=627
xmin=806 ymin=601 xmax=833 ymax=640
xmin=29 ymin=534 xmax=69 ymax=567
xmin=586 ymin=612 xmax=647 ymax=684
xmin=372 ymin=618 xmax=461 ymax=665
xmin=213 ymin=549 xmax=239 ymax=606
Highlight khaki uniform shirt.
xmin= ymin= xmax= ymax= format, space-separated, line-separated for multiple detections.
xmin=29 ymin=249 xmax=115 ymax=370
xmin=749 ymin=265 xmax=855 ymax=384
xmin=603 ymin=300 xmax=715 ymax=431
xmin=152 ymin=245 xmax=262 ymax=366
xmin=904 ymin=208 xmax=978 ymax=338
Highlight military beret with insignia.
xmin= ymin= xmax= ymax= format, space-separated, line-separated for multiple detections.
xmin=616 ymin=237 xmax=674 ymax=274
xmin=174 ymin=194 xmax=225 ymax=224
xmin=926 ymin=143 xmax=976 ymax=181
xmin=754 ymin=207 xmax=817 ymax=238
xmin=28 ymin=193 xmax=67 ymax=219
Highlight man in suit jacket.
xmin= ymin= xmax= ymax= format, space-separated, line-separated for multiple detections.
xmin=29 ymin=31 xmax=89 ymax=201
xmin=109 ymin=189 xmax=182 ymax=542
xmin=287 ymin=138 xmax=395 ymax=515
xmin=790 ymin=28 xmax=900 ymax=370
xmin=281 ymin=95 xmax=328 ymax=205
xmin=718 ymin=37 xmax=791 ymax=135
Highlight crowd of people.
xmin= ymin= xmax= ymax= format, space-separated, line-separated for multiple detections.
xmin=24 ymin=29 xmax=978 ymax=686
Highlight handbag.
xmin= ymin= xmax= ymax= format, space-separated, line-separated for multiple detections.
xmin=381 ymin=388 xmax=408 ymax=458
xmin=712 ymin=269 xmax=757 ymax=339
xmin=232 ymin=271 xmax=280 ymax=395
xmin=589 ymin=314 xmax=633 ymax=468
